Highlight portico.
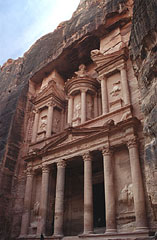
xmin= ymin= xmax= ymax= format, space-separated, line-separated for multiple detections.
xmin=20 ymin=117 xmax=148 ymax=239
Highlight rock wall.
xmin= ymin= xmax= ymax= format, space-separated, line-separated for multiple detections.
xmin=130 ymin=0 xmax=157 ymax=230
xmin=0 ymin=0 xmax=130 ymax=239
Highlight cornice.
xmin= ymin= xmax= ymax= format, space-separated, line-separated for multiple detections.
xmin=24 ymin=116 xmax=141 ymax=162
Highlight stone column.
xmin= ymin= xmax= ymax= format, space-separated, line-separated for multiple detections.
xmin=81 ymin=89 xmax=87 ymax=123
xmin=67 ymin=96 xmax=73 ymax=125
xmin=37 ymin=165 xmax=50 ymax=235
xmin=100 ymin=76 xmax=108 ymax=114
xmin=120 ymin=65 xmax=130 ymax=105
xmin=127 ymin=137 xmax=147 ymax=231
xmin=83 ymin=152 xmax=93 ymax=234
xmin=53 ymin=161 xmax=66 ymax=237
xmin=98 ymin=91 xmax=102 ymax=116
xmin=94 ymin=93 xmax=98 ymax=118
xmin=46 ymin=103 xmax=54 ymax=138
xmin=32 ymin=109 xmax=40 ymax=143
xmin=20 ymin=166 xmax=34 ymax=237
xmin=102 ymin=147 xmax=116 ymax=233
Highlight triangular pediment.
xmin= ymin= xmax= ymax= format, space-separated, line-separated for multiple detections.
xmin=33 ymin=80 xmax=65 ymax=103
xmin=40 ymin=126 xmax=104 ymax=153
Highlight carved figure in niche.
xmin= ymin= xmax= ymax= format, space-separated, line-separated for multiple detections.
xmin=87 ymin=100 xmax=93 ymax=119
xmin=53 ymin=117 xmax=60 ymax=133
xmin=33 ymin=201 xmax=40 ymax=216
xmin=74 ymin=102 xmax=81 ymax=119
xmin=74 ymin=64 xmax=88 ymax=78
xmin=119 ymin=184 xmax=134 ymax=210
xmin=110 ymin=81 xmax=121 ymax=97
xmin=39 ymin=116 xmax=47 ymax=131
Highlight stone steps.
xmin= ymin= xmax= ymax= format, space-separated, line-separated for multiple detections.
xmin=63 ymin=237 xmax=79 ymax=240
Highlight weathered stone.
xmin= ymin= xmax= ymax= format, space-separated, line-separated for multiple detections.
xmin=0 ymin=0 xmax=156 ymax=239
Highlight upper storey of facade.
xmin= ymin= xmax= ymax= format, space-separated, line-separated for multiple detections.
xmin=27 ymin=26 xmax=141 ymax=147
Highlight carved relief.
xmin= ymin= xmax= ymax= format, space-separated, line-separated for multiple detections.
xmin=74 ymin=102 xmax=81 ymax=119
xmin=33 ymin=201 xmax=40 ymax=216
xmin=110 ymin=81 xmax=121 ymax=97
xmin=119 ymin=184 xmax=134 ymax=212
xmin=39 ymin=115 xmax=47 ymax=131
xmin=74 ymin=64 xmax=88 ymax=78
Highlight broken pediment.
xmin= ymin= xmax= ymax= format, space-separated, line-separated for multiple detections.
xmin=91 ymin=46 xmax=128 ymax=71
xmin=32 ymin=80 xmax=65 ymax=104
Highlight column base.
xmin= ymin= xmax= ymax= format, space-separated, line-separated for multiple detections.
xmin=52 ymin=234 xmax=63 ymax=238
xmin=82 ymin=231 xmax=94 ymax=235
xmin=105 ymin=229 xmax=117 ymax=234
xmin=135 ymin=227 xmax=149 ymax=232
xmin=18 ymin=234 xmax=27 ymax=239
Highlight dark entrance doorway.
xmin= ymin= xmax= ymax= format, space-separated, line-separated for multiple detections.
xmin=93 ymin=182 xmax=106 ymax=228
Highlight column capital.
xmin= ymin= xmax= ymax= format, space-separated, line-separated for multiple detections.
xmin=82 ymin=152 xmax=92 ymax=161
xmin=42 ymin=164 xmax=50 ymax=173
xmin=118 ymin=63 xmax=127 ymax=71
xmin=26 ymin=166 xmax=34 ymax=177
xmin=47 ymin=101 xmax=55 ymax=107
xmin=102 ymin=146 xmax=112 ymax=156
xmin=33 ymin=108 xmax=40 ymax=114
xmin=98 ymin=75 xmax=107 ymax=82
xmin=57 ymin=160 xmax=66 ymax=168
xmin=127 ymin=137 xmax=138 ymax=149
xmin=81 ymin=88 xmax=88 ymax=93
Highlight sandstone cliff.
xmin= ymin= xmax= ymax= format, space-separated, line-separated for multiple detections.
xmin=0 ymin=0 xmax=130 ymax=239
xmin=130 ymin=0 xmax=157 ymax=229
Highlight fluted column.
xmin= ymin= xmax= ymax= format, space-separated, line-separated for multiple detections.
xmin=32 ymin=109 xmax=40 ymax=143
xmin=20 ymin=166 xmax=34 ymax=237
xmin=94 ymin=93 xmax=98 ymax=118
xmin=81 ymin=89 xmax=87 ymax=123
xmin=127 ymin=137 xmax=147 ymax=231
xmin=100 ymin=76 xmax=108 ymax=114
xmin=102 ymin=147 xmax=116 ymax=233
xmin=83 ymin=152 xmax=93 ymax=234
xmin=37 ymin=165 xmax=50 ymax=235
xmin=46 ymin=103 xmax=54 ymax=138
xmin=120 ymin=65 xmax=130 ymax=105
xmin=67 ymin=96 xmax=73 ymax=125
xmin=53 ymin=161 xmax=66 ymax=237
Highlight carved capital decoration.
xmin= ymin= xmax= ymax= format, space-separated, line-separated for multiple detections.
xmin=102 ymin=146 xmax=111 ymax=156
xmin=33 ymin=108 xmax=39 ymax=114
xmin=26 ymin=166 xmax=34 ymax=177
xmin=127 ymin=137 xmax=137 ymax=149
xmin=42 ymin=164 xmax=50 ymax=173
xmin=47 ymin=100 xmax=56 ymax=107
xmin=57 ymin=160 xmax=66 ymax=168
xmin=82 ymin=152 xmax=92 ymax=161
xmin=118 ymin=64 xmax=127 ymax=72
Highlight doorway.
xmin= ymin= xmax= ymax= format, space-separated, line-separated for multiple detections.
xmin=93 ymin=182 xmax=106 ymax=228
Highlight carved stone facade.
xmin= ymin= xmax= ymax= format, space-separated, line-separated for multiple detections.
xmin=0 ymin=0 xmax=156 ymax=240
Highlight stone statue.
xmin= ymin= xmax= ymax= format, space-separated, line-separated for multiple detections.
xmin=53 ymin=117 xmax=60 ymax=133
xmin=119 ymin=184 xmax=133 ymax=207
xmin=74 ymin=103 xmax=81 ymax=119
xmin=33 ymin=201 xmax=40 ymax=216
xmin=87 ymin=101 xmax=93 ymax=119
xmin=110 ymin=81 xmax=121 ymax=97
xmin=39 ymin=117 xmax=47 ymax=131
xmin=74 ymin=64 xmax=88 ymax=77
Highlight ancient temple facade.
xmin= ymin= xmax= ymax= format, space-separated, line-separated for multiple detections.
xmin=19 ymin=3 xmax=149 ymax=239
xmin=0 ymin=0 xmax=157 ymax=240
